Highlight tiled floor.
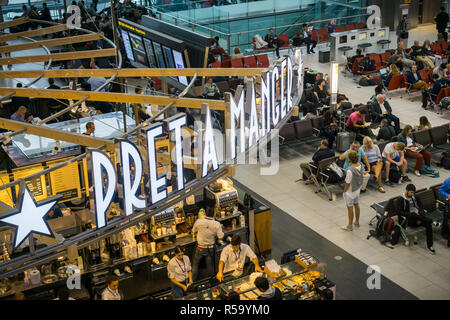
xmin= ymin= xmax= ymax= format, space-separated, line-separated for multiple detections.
xmin=236 ymin=24 xmax=450 ymax=300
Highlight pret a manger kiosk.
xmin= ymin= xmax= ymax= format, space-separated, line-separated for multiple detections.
xmin=88 ymin=56 xmax=295 ymax=233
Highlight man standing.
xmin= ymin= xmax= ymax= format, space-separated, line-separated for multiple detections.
xmin=191 ymin=207 xmax=224 ymax=281
xmin=435 ymin=7 xmax=449 ymax=41
xmin=216 ymin=234 xmax=262 ymax=282
xmin=264 ymin=28 xmax=285 ymax=59
xmin=300 ymin=23 xmax=317 ymax=54
xmin=371 ymin=94 xmax=400 ymax=132
xmin=300 ymin=140 xmax=334 ymax=183
xmin=396 ymin=184 xmax=440 ymax=254
xmin=341 ymin=151 xmax=364 ymax=231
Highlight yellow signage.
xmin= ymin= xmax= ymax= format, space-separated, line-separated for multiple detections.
xmin=13 ymin=165 xmax=48 ymax=201
xmin=0 ymin=171 xmax=13 ymax=208
xmin=118 ymin=20 xmax=145 ymax=35
xmin=48 ymin=160 xmax=82 ymax=203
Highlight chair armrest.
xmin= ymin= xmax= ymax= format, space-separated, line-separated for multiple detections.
xmin=312 ymin=127 xmax=321 ymax=136
xmin=436 ymin=199 xmax=446 ymax=206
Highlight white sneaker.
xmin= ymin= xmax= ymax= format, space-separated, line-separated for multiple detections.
xmin=432 ymin=222 xmax=441 ymax=228
xmin=341 ymin=225 xmax=353 ymax=231
xmin=415 ymin=170 xmax=421 ymax=177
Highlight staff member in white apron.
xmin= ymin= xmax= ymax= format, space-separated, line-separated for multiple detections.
xmin=216 ymin=234 xmax=262 ymax=282
xmin=191 ymin=207 xmax=224 ymax=281
xmin=102 ymin=274 xmax=122 ymax=300
xmin=167 ymin=246 xmax=193 ymax=298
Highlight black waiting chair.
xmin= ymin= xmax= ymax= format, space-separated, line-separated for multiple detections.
xmin=430 ymin=125 xmax=450 ymax=150
xmin=413 ymin=129 xmax=433 ymax=151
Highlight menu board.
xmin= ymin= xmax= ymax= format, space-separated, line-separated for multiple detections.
xmin=129 ymin=33 xmax=148 ymax=66
xmin=48 ymin=160 xmax=82 ymax=202
xmin=82 ymin=158 xmax=90 ymax=197
xmin=0 ymin=171 xmax=13 ymax=208
xmin=121 ymin=29 xmax=135 ymax=62
xmin=13 ymin=165 xmax=48 ymax=201
xmin=143 ymin=38 xmax=157 ymax=68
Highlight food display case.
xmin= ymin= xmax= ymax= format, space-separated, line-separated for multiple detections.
xmin=180 ymin=260 xmax=334 ymax=301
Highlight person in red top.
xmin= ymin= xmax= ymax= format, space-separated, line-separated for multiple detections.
xmin=346 ymin=109 xmax=372 ymax=144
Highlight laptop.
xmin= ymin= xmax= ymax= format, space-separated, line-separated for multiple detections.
xmin=379 ymin=68 xmax=388 ymax=75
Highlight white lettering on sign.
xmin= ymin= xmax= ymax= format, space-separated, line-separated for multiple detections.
xmin=201 ymin=103 xmax=219 ymax=177
xmin=145 ymin=123 xmax=167 ymax=204
xmin=271 ymin=66 xmax=280 ymax=127
xmin=246 ymin=81 xmax=259 ymax=148
xmin=91 ymin=150 xmax=117 ymax=229
xmin=164 ymin=114 xmax=186 ymax=190
xmin=366 ymin=5 xmax=381 ymax=30
xmin=260 ymin=72 xmax=270 ymax=136
xmin=280 ymin=59 xmax=287 ymax=119
xmin=120 ymin=140 xmax=146 ymax=216
xmin=229 ymin=90 xmax=245 ymax=160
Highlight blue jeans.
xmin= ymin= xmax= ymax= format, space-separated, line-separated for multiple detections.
xmin=171 ymin=282 xmax=186 ymax=299
xmin=382 ymin=155 xmax=401 ymax=163
xmin=192 ymin=246 xmax=215 ymax=281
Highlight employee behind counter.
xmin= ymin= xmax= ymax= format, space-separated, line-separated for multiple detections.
xmin=216 ymin=234 xmax=262 ymax=282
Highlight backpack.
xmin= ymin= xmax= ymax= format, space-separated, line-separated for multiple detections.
xmin=389 ymin=165 xmax=401 ymax=183
xmin=440 ymin=97 xmax=450 ymax=110
xmin=439 ymin=152 xmax=450 ymax=169
xmin=367 ymin=216 xmax=395 ymax=247
xmin=390 ymin=225 xmax=401 ymax=245
xmin=321 ymin=163 xmax=344 ymax=184
xmin=420 ymin=164 xmax=440 ymax=178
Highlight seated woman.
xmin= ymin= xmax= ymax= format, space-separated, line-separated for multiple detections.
xmin=322 ymin=110 xmax=339 ymax=147
xmin=416 ymin=116 xmax=431 ymax=131
xmin=361 ymin=136 xmax=385 ymax=193
xmin=397 ymin=125 xmax=431 ymax=176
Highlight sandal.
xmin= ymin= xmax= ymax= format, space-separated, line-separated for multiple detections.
xmin=378 ymin=186 xmax=386 ymax=193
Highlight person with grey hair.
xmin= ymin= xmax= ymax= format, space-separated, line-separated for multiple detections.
xmin=371 ymin=94 xmax=400 ymax=132
xmin=10 ymin=106 xmax=33 ymax=123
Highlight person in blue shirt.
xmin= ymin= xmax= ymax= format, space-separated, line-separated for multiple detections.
xmin=439 ymin=177 xmax=450 ymax=247
xmin=338 ymin=141 xmax=370 ymax=192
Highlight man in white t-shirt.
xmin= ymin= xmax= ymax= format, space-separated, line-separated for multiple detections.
xmin=341 ymin=151 xmax=364 ymax=231
xmin=382 ymin=142 xmax=410 ymax=185
xmin=216 ymin=234 xmax=262 ymax=281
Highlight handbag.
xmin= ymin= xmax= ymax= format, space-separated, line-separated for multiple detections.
xmin=421 ymin=164 xmax=439 ymax=178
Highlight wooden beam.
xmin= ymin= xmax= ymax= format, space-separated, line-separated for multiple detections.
xmin=0 ymin=17 xmax=30 ymax=31
xmin=0 ymin=118 xmax=116 ymax=151
xmin=0 ymin=88 xmax=227 ymax=110
xmin=0 ymin=68 xmax=266 ymax=78
xmin=0 ymin=33 xmax=104 ymax=54
xmin=0 ymin=24 xmax=68 ymax=42
xmin=0 ymin=48 xmax=116 ymax=65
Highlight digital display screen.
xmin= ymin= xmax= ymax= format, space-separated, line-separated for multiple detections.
xmin=121 ymin=30 xmax=134 ymax=62
xmin=129 ymin=33 xmax=148 ymax=66
xmin=173 ymin=49 xmax=188 ymax=86
xmin=359 ymin=33 xmax=367 ymax=41
xmin=339 ymin=35 xmax=347 ymax=44
xmin=163 ymin=45 xmax=178 ymax=81
xmin=143 ymin=38 xmax=158 ymax=68
xmin=153 ymin=42 xmax=166 ymax=69
xmin=378 ymin=30 xmax=386 ymax=37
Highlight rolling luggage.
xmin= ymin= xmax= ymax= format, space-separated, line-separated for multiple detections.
xmin=336 ymin=131 xmax=350 ymax=152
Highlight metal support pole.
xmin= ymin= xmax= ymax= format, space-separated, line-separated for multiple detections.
xmin=227 ymin=34 xmax=231 ymax=55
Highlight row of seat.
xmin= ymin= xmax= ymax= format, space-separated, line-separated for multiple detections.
xmin=370 ymin=184 xmax=445 ymax=245
xmin=210 ymin=53 xmax=270 ymax=69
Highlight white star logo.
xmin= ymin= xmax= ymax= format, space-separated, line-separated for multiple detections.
xmin=0 ymin=186 xmax=59 ymax=249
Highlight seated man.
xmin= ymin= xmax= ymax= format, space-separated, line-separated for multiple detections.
xmin=438 ymin=177 xmax=450 ymax=247
xmin=376 ymin=119 xmax=396 ymax=141
xmin=381 ymin=141 xmax=410 ymax=185
xmin=314 ymin=79 xmax=330 ymax=105
xmin=254 ymin=277 xmax=282 ymax=300
xmin=371 ymin=94 xmax=400 ymax=133
xmin=345 ymin=109 xmax=372 ymax=144
xmin=410 ymin=40 xmax=434 ymax=68
xmin=10 ymin=106 xmax=33 ymax=123
xmin=387 ymin=51 xmax=405 ymax=72
xmin=397 ymin=41 xmax=415 ymax=69
xmin=264 ymin=28 xmax=285 ymax=59
xmin=203 ymin=77 xmax=220 ymax=99
xmin=338 ymin=141 xmax=370 ymax=192
xmin=432 ymin=63 xmax=447 ymax=80
xmin=358 ymin=56 xmax=376 ymax=72
xmin=407 ymin=65 xmax=429 ymax=107
xmin=300 ymin=139 xmax=335 ymax=183
xmin=395 ymin=184 xmax=440 ymax=254
xmin=299 ymin=23 xmax=317 ymax=54
xmin=426 ymin=73 xmax=450 ymax=111
xmin=347 ymin=48 xmax=363 ymax=70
